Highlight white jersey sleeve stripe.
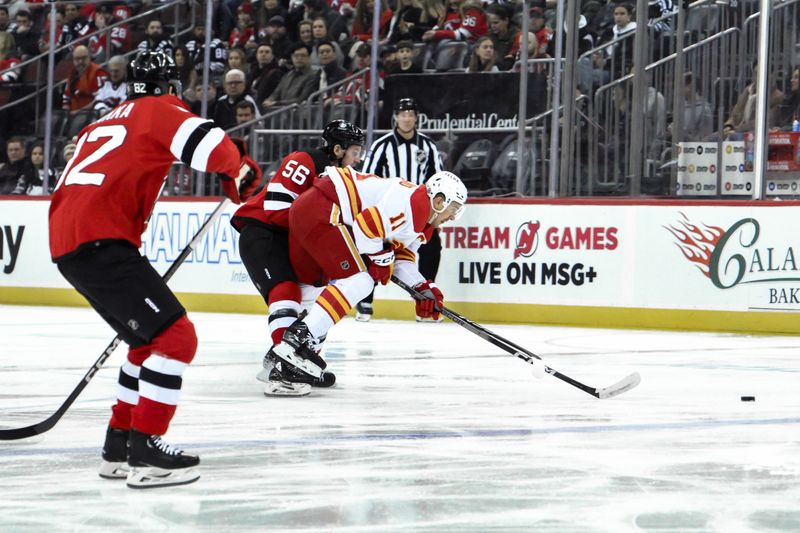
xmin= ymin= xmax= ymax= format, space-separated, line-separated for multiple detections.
xmin=190 ymin=126 xmax=225 ymax=171
xmin=170 ymin=116 xmax=208 ymax=161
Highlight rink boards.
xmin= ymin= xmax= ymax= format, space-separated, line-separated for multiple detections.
xmin=2 ymin=196 xmax=800 ymax=334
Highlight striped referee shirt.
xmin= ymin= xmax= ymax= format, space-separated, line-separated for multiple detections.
xmin=362 ymin=129 xmax=444 ymax=185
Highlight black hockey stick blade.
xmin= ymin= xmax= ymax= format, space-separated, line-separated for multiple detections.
xmin=0 ymin=199 xmax=231 ymax=440
xmin=392 ymin=276 xmax=641 ymax=399
xmin=0 ymin=336 xmax=123 ymax=440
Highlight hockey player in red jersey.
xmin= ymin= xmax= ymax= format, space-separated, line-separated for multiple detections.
xmin=231 ymin=120 xmax=365 ymax=396
xmin=269 ymin=169 xmax=468 ymax=394
xmin=49 ymin=51 xmax=261 ymax=488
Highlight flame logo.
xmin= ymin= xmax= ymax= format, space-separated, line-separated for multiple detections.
xmin=514 ymin=221 xmax=540 ymax=259
xmin=664 ymin=213 xmax=725 ymax=278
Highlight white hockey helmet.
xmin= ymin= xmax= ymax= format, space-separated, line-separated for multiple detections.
xmin=426 ymin=171 xmax=468 ymax=221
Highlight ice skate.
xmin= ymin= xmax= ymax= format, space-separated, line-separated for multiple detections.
xmin=271 ymin=318 xmax=327 ymax=379
xmin=261 ymin=348 xmax=335 ymax=397
xmin=415 ymin=314 xmax=444 ymax=323
xmin=355 ymin=302 xmax=373 ymax=322
xmin=126 ymin=429 xmax=200 ymax=489
xmin=98 ymin=427 xmax=129 ymax=479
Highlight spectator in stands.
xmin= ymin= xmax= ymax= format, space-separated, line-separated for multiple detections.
xmin=316 ymin=39 xmax=347 ymax=91
xmin=0 ymin=31 xmax=20 ymax=84
xmin=613 ymin=75 xmax=666 ymax=158
xmin=669 ymin=72 xmax=712 ymax=141
xmin=83 ymin=5 xmax=113 ymax=63
xmin=303 ymin=0 xmax=349 ymax=43
xmin=137 ymin=19 xmax=173 ymax=57
xmin=487 ymin=4 xmax=516 ymax=60
xmin=190 ymin=81 xmax=218 ymax=117
xmin=298 ymin=20 xmax=314 ymax=48
xmin=109 ymin=5 xmax=133 ymax=55
xmin=722 ymin=64 xmax=785 ymax=139
xmin=529 ymin=8 xmax=553 ymax=57
xmin=215 ymin=68 xmax=262 ymax=129
xmin=379 ymin=43 xmax=398 ymax=71
xmin=387 ymin=0 xmax=423 ymax=43
xmin=93 ymin=55 xmax=127 ymax=117
xmin=0 ymin=7 xmax=9 ymax=33
xmin=422 ymin=0 xmax=487 ymax=44
xmin=0 ymin=137 xmax=36 ymax=195
xmin=185 ymin=23 xmax=227 ymax=77
xmin=503 ymin=31 xmax=540 ymax=70
xmin=11 ymin=9 xmax=38 ymax=60
xmin=311 ymin=17 xmax=344 ymax=66
xmin=229 ymin=3 xmax=255 ymax=49
xmin=352 ymin=0 xmax=393 ymax=43
xmin=250 ymin=43 xmax=284 ymax=105
xmin=262 ymin=43 xmax=318 ymax=109
xmin=62 ymin=44 xmax=107 ymax=114
xmin=387 ymin=39 xmax=422 ymax=74
xmin=226 ymin=47 xmax=251 ymax=90
xmin=777 ymin=66 xmax=800 ymax=130
xmin=173 ymin=45 xmax=198 ymax=99
xmin=467 ymin=36 xmax=498 ymax=73
xmin=20 ymin=141 xmax=56 ymax=195
xmin=39 ymin=9 xmax=65 ymax=57
xmin=262 ymin=16 xmax=292 ymax=62
xmin=605 ymin=3 xmax=636 ymax=78
xmin=417 ymin=0 xmax=446 ymax=39
xmin=330 ymin=42 xmax=379 ymax=108
xmin=234 ymin=99 xmax=257 ymax=141
xmin=61 ymin=3 xmax=89 ymax=48
xmin=256 ymin=0 xmax=289 ymax=33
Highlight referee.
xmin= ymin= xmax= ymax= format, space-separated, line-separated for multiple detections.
xmin=356 ymin=97 xmax=445 ymax=322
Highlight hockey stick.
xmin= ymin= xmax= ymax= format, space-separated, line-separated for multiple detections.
xmin=392 ymin=276 xmax=641 ymax=399
xmin=0 ymin=199 xmax=231 ymax=440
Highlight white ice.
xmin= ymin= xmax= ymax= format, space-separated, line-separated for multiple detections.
xmin=1 ymin=304 xmax=799 ymax=532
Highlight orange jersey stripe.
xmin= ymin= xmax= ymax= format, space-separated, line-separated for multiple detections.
xmin=317 ymin=296 xmax=343 ymax=322
xmin=319 ymin=287 xmax=348 ymax=322
xmin=336 ymin=167 xmax=360 ymax=221
xmin=327 ymin=284 xmax=351 ymax=311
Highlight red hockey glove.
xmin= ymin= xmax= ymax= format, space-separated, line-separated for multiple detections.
xmin=413 ymin=280 xmax=443 ymax=320
xmin=366 ymin=248 xmax=395 ymax=285
xmin=220 ymin=156 xmax=262 ymax=203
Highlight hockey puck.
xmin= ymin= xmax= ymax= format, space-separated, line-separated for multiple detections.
xmin=740 ymin=396 xmax=755 ymax=402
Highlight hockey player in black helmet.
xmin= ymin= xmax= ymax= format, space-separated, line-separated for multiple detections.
xmin=52 ymin=48 xmax=262 ymax=488
xmin=321 ymin=119 xmax=367 ymax=166
xmin=126 ymin=50 xmax=182 ymax=99
xmin=231 ymin=119 xmax=365 ymax=397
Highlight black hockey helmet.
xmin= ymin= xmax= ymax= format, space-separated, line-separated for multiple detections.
xmin=394 ymin=97 xmax=417 ymax=113
xmin=127 ymin=50 xmax=180 ymax=99
xmin=321 ymin=120 xmax=365 ymax=162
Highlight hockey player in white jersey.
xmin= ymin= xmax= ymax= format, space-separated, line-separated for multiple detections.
xmin=269 ymin=168 xmax=467 ymax=392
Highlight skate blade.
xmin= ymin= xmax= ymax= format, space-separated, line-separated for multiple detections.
xmin=354 ymin=313 xmax=372 ymax=322
xmin=98 ymin=461 xmax=129 ymax=479
xmin=264 ymin=380 xmax=311 ymax=397
xmin=126 ymin=466 xmax=200 ymax=489
xmin=272 ymin=342 xmax=323 ymax=379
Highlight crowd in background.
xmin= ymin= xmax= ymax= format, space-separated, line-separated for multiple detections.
xmin=1 ymin=0 xmax=799 ymax=196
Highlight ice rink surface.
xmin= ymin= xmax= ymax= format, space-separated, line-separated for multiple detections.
xmin=1 ymin=304 xmax=799 ymax=532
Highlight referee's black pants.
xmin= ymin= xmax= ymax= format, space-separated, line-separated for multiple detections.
xmin=361 ymin=229 xmax=442 ymax=305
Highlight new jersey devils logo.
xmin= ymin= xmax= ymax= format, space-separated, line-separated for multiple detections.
xmin=514 ymin=221 xmax=540 ymax=259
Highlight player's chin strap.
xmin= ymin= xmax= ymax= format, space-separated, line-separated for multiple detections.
xmin=391 ymin=276 xmax=641 ymax=400
xmin=0 ymin=199 xmax=232 ymax=440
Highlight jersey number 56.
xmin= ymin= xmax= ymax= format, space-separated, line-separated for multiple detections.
xmin=281 ymin=159 xmax=311 ymax=186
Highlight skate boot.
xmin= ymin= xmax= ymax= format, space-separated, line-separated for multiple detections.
xmin=271 ymin=317 xmax=327 ymax=379
xmin=98 ymin=426 xmax=129 ymax=479
xmin=126 ymin=429 xmax=200 ymax=489
xmin=355 ymin=302 xmax=373 ymax=322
